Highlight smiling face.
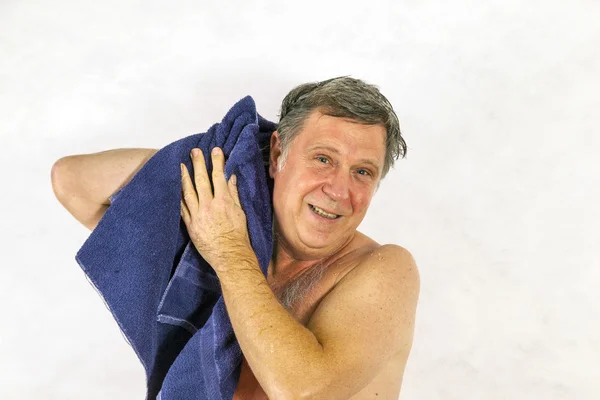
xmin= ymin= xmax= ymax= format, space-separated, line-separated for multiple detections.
xmin=269 ymin=109 xmax=387 ymax=260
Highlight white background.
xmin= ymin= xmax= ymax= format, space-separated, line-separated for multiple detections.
xmin=1 ymin=1 xmax=598 ymax=399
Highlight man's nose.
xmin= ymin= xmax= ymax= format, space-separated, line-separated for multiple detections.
xmin=322 ymin=169 xmax=350 ymax=201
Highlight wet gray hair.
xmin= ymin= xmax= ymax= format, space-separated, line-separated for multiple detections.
xmin=269 ymin=76 xmax=407 ymax=180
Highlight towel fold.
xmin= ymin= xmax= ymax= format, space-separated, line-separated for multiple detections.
xmin=75 ymin=96 xmax=276 ymax=399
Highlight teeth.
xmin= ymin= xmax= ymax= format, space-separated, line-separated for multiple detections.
xmin=310 ymin=204 xmax=338 ymax=219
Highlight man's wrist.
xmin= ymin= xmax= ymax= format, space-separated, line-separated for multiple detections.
xmin=214 ymin=247 xmax=260 ymax=275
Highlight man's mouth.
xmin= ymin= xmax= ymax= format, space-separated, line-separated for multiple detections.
xmin=309 ymin=204 xmax=340 ymax=219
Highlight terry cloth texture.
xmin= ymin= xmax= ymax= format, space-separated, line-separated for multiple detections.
xmin=75 ymin=96 xmax=276 ymax=399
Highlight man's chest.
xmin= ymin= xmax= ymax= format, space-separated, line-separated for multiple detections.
xmin=266 ymin=255 xmax=360 ymax=325
xmin=232 ymin=261 xmax=354 ymax=400
xmin=234 ymin=259 xmax=405 ymax=400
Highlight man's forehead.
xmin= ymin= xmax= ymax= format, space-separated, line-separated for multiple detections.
xmin=305 ymin=109 xmax=362 ymax=127
xmin=299 ymin=113 xmax=386 ymax=149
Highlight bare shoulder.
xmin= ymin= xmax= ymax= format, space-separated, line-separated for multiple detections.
xmin=303 ymin=240 xmax=420 ymax=398
xmin=340 ymin=242 xmax=421 ymax=340
xmin=366 ymin=243 xmax=419 ymax=284
xmin=332 ymin=233 xmax=421 ymax=318
xmin=339 ymin=237 xmax=421 ymax=296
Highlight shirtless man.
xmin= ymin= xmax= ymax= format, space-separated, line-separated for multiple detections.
xmin=51 ymin=77 xmax=420 ymax=399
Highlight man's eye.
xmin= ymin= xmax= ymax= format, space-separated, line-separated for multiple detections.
xmin=357 ymin=169 xmax=371 ymax=176
xmin=317 ymin=156 xmax=329 ymax=163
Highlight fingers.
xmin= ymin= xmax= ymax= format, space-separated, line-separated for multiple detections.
xmin=229 ymin=174 xmax=241 ymax=208
xmin=210 ymin=147 xmax=228 ymax=197
xmin=181 ymin=163 xmax=199 ymax=210
xmin=186 ymin=147 xmax=229 ymax=202
xmin=190 ymin=148 xmax=213 ymax=204
xmin=180 ymin=199 xmax=191 ymax=224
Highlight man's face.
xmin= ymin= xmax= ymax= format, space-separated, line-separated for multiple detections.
xmin=269 ymin=109 xmax=387 ymax=258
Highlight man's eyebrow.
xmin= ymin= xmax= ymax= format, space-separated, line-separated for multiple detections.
xmin=307 ymin=145 xmax=381 ymax=173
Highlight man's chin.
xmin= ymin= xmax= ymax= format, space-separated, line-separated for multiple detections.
xmin=297 ymin=229 xmax=340 ymax=252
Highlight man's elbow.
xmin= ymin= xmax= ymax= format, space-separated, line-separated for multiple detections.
xmin=285 ymin=368 xmax=339 ymax=400
xmin=268 ymin=363 xmax=332 ymax=400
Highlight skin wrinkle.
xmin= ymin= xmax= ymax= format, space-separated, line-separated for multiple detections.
xmin=219 ymin=100 xmax=413 ymax=399
xmin=268 ymin=111 xmax=386 ymax=265
xmin=266 ymin=116 xmax=385 ymax=310
xmin=268 ymin=226 xmax=332 ymax=312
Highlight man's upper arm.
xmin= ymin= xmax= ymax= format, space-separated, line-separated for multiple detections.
xmin=303 ymin=244 xmax=420 ymax=399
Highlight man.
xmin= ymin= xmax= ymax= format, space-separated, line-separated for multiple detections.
xmin=52 ymin=77 xmax=420 ymax=399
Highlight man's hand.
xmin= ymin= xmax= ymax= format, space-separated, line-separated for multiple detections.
xmin=180 ymin=147 xmax=253 ymax=272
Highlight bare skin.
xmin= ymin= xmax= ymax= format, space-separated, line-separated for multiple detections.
xmin=226 ymin=111 xmax=419 ymax=398
xmin=51 ymin=148 xmax=158 ymax=230
xmin=234 ymin=233 xmax=412 ymax=399
xmin=52 ymin=112 xmax=419 ymax=399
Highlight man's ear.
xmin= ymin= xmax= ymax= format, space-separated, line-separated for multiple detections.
xmin=269 ymin=131 xmax=282 ymax=178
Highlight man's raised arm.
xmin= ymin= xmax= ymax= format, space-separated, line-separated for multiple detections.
xmin=51 ymin=148 xmax=158 ymax=230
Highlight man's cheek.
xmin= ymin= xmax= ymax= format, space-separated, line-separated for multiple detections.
xmin=353 ymin=197 xmax=370 ymax=215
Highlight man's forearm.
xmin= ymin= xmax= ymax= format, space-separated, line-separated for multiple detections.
xmin=216 ymin=253 xmax=325 ymax=399
xmin=52 ymin=148 xmax=158 ymax=230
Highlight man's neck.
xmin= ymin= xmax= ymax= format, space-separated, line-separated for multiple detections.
xmin=268 ymin=230 xmax=355 ymax=282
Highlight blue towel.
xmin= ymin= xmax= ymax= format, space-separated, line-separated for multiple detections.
xmin=75 ymin=96 xmax=276 ymax=399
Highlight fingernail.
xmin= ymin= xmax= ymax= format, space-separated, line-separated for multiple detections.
xmin=231 ymin=174 xmax=236 ymax=185
xmin=192 ymin=149 xmax=199 ymax=157
xmin=212 ymin=147 xmax=221 ymax=155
